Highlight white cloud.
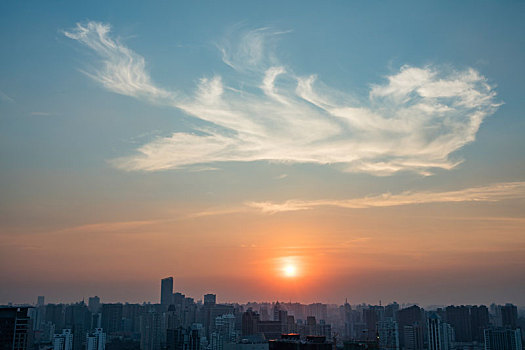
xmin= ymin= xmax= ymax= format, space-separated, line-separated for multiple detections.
xmin=66 ymin=21 xmax=501 ymax=175
xmin=246 ymin=181 xmax=525 ymax=213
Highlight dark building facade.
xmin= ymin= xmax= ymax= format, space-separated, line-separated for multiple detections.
xmin=0 ymin=307 xmax=32 ymax=350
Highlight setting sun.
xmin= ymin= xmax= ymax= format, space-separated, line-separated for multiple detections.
xmin=283 ymin=264 xmax=297 ymax=277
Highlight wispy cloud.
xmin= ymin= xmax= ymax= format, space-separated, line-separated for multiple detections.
xmin=65 ymin=21 xmax=500 ymax=175
xmin=246 ymin=182 xmax=525 ymax=213
xmin=0 ymin=90 xmax=15 ymax=103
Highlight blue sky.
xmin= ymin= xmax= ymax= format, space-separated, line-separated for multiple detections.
xmin=1 ymin=1 xmax=524 ymax=304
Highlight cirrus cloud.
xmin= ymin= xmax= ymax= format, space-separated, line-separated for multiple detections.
xmin=65 ymin=21 xmax=500 ymax=176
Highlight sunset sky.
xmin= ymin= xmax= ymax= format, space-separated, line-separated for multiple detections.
xmin=1 ymin=1 xmax=524 ymax=306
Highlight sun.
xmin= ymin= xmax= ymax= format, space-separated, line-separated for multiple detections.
xmin=283 ymin=264 xmax=297 ymax=278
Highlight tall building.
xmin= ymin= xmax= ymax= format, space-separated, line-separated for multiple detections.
xmin=427 ymin=313 xmax=451 ymax=350
xmin=397 ymin=306 xmax=424 ymax=349
xmin=484 ymin=328 xmax=522 ymax=350
xmin=46 ymin=304 xmax=65 ymax=332
xmin=0 ymin=307 xmax=32 ymax=350
xmin=88 ymin=296 xmax=101 ymax=314
xmin=161 ymin=277 xmax=174 ymax=307
xmin=377 ymin=317 xmax=399 ymax=350
xmin=445 ymin=306 xmax=472 ymax=342
xmin=101 ymin=304 xmax=123 ymax=334
xmin=140 ymin=311 xmax=165 ymax=350
xmin=53 ymin=329 xmax=73 ymax=350
xmin=500 ymin=304 xmax=518 ymax=329
xmin=205 ymin=294 xmax=217 ymax=306
xmin=86 ymin=328 xmax=106 ymax=350
xmin=37 ymin=296 xmax=45 ymax=307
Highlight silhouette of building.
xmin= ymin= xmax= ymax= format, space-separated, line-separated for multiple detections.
xmin=161 ymin=277 xmax=174 ymax=307
xmin=88 ymin=296 xmax=101 ymax=314
xmin=101 ymin=304 xmax=123 ymax=334
xmin=500 ymin=304 xmax=518 ymax=329
xmin=377 ymin=317 xmax=398 ymax=350
xmin=205 ymin=294 xmax=217 ymax=306
xmin=427 ymin=313 xmax=452 ymax=350
xmin=484 ymin=328 xmax=522 ymax=350
xmin=0 ymin=307 xmax=32 ymax=350
xmin=397 ymin=306 xmax=424 ymax=349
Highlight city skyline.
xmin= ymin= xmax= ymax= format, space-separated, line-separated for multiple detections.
xmin=1 ymin=1 xmax=525 ymax=306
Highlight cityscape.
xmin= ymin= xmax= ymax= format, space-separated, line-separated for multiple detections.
xmin=1 ymin=2 xmax=524 ymax=350
xmin=1 ymin=277 xmax=523 ymax=350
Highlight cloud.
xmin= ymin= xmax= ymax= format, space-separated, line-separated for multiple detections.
xmin=246 ymin=182 xmax=525 ymax=213
xmin=65 ymin=21 xmax=500 ymax=175
xmin=0 ymin=90 xmax=15 ymax=103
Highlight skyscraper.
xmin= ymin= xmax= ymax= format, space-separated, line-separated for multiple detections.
xmin=161 ymin=277 xmax=174 ymax=307
xmin=53 ymin=329 xmax=73 ymax=350
xmin=427 ymin=313 xmax=451 ymax=350
xmin=86 ymin=328 xmax=106 ymax=350
xmin=484 ymin=328 xmax=522 ymax=350
xmin=0 ymin=307 xmax=32 ymax=350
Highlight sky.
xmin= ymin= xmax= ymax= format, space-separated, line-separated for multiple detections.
xmin=0 ymin=1 xmax=524 ymax=306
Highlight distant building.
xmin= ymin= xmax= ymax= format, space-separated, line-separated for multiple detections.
xmin=269 ymin=334 xmax=332 ymax=350
xmin=88 ymin=296 xmax=101 ymax=314
xmin=140 ymin=311 xmax=165 ymax=350
xmin=161 ymin=277 xmax=174 ymax=307
xmin=205 ymin=294 xmax=217 ymax=306
xmin=37 ymin=296 xmax=45 ymax=307
xmin=377 ymin=317 xmax=398 ymax=350
xmin=484 ymin=328 xmax=522 ymax=350
xmin=0 ymin=306 xmax=32 ymax=350
xmin=427 ymin=313 xmax=451 ymax=350
xmin=86 ymin=328 xmax=106 ymax=350
xmin=53 ymin=329 xmax=73 ymax=350
xmin=500 ymin=304 xmax=518 ymax=329
xmin=101 ymin=304 xmax=123 ymax=334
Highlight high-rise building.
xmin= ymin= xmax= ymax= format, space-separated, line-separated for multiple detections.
xmin=53 ymin=329 xmax=73 ymax=350
xmin=88 ymin=296 xmax=101 ymax=314
xmin=86 ymin=328 xmax=106 ymax=350
xmin=101 ymin=304 xmax=123 ymax=334
xmin=500 ymin=304 xmax=518 ymax=329
xmin=46 ymin=304 xmax=65 ymax=332
xmin=377 ymin=317 xmax=399 ymax=350
xmin=0 ymin=307 xmax=32 ymax=350
xmin=484 ymin=328 xmax=522 ymax=350
xmin=140 ymin=311 xmax=165 ymax=350
xmin=161 ymin=277 xmax=174 ymax=307
xmin=37 ymin=296 xmax=45 ymax=307
xmin=204 ymin=294 xmax=217 ymax=306
xmin=397 ymin=305 xmax=424 ymax=349
xmin=445 ymin=306 xmax=472 ymax=342
xmin=427 ymin=313 xmax=451 ymax=350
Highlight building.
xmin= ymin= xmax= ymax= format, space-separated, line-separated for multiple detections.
xmin=101 ymin=304 xmax=123 ymax=334
xmin=88 ymin=296 xmax=101 ymax=314
xmin=86 ymin=328 xmax=106 ymax=350
xmin=205 ymin=294 xmax=217 ymax=306
xmin=484 ymin=328 xmax=522 ymax=350
xmin=377 ymin=317 xmax=398 ymax=350
xmin=140 ymin=311 xmax=165 ymax=350
xmin=0 ymin=307 xmax=32 ymax=350
xmin=427 ymin=313 xmax=452 ymax=350
xmin=37 ymin=296 xmax=45 ymax=307
xmin=500 ymin=304 xmax=518 ymax=329
xmin=269 ymin=334 xmax=333 ymax=350
xmin=53 ymin=329 xmax=73 ymax=350
xmin=161 ymin=277 xmax=174 ymax=307
xmin=397 ymin=306 xmax=424 ymax=349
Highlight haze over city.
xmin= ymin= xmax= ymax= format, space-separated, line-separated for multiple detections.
xmin=1 ymin=0 xmax=524 ymax=309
